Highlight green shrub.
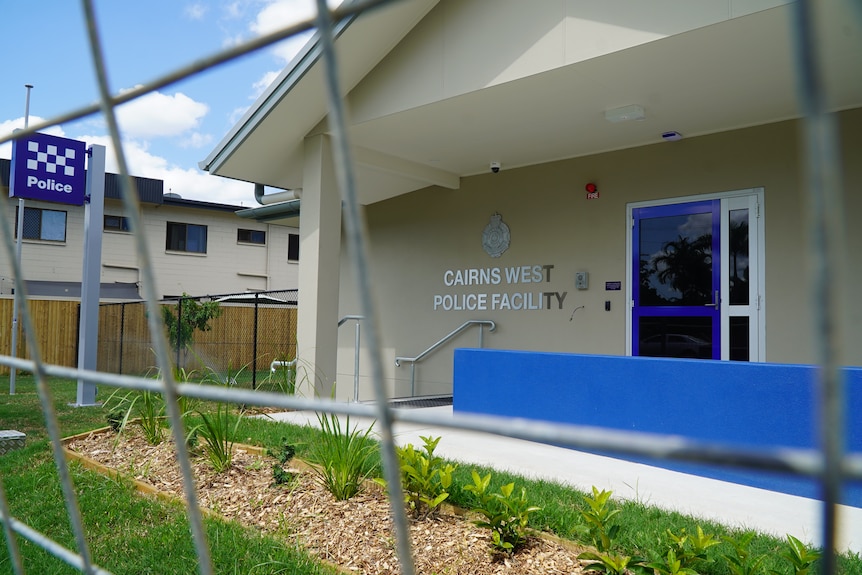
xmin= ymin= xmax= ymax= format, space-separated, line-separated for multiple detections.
xmin=463 ymin=470 xmax=540 ymax=555
xmin=578 ymin=486 xmax=621 ymax=553
xmin=722 ymin=532 xmax=767 ymax=575
xmin=779 ymin=534 xmax=822 ymax=575
xmin=392 ymin=435 xmax=456 ymax=520
xmin=644 ymin=526 xmax=720 ymax=574
xmin=579 ymin=550 xmax=648 ymax=575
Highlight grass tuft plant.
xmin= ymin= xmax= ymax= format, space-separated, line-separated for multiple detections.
xmin=192 ymin=402 xmax=242 ymax=473
xmin=306 ymin=413 xmax=377 ymax=500
xmin=262 ymin=354 xmax=297 ymax=394
xmin=103 ymin=389 xmax=165 ymax=445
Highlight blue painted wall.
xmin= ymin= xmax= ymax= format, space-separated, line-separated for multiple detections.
xmin=453 ymin=349 xmax=862 ymax=506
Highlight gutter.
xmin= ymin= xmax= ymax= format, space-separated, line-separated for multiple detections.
xmin=254 ymin=183 xmax=302 ymax=205
xmin=235 ymin=199 xmax=301 ymax=222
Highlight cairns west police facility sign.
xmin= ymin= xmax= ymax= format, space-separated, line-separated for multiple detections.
xmin=9 ymin=132 xmax=87 ymax=205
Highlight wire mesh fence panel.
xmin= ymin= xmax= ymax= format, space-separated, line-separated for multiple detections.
xmin=94 ymin=291 xmax=298 ymax=386
xmin=0 ymin=1 xmax=859 ymax=574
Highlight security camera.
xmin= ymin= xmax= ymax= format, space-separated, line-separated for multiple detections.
xmin=490 ymin=161 xmax=501 ymax=174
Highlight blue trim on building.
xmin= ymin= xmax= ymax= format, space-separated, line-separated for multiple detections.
xmin=454 ymin=349 xmax=862 ymax=506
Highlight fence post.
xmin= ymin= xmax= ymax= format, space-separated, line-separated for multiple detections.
xmin=119 ymin=302 xmax=126 ymax=375
xmin=252 ymin=293 xmax=259 ymax=390
xmin=75 ymin=303 xmax=81 ymax=369
xmin=176 ymin=297 xmax=183 ymax=370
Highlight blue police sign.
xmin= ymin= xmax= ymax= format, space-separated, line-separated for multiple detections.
xmin=9 ymin=132 xmax=87 ymax=205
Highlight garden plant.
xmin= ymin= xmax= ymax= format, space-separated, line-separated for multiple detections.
xmin=2 ymin=376 xmax=860 ymax=575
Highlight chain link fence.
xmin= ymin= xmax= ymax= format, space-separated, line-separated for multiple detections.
xmin=0 ymin=1 xmax=859 ymax=575
xmin=96 ymin=289 xmax=298 ymax=389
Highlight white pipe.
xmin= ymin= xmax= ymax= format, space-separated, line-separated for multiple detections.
xmin=254 ymin=183 xmax=302 ymax=205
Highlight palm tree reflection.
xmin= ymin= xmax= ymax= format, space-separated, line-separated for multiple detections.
xmin=642 ymin=233 xmax=712 ymax=305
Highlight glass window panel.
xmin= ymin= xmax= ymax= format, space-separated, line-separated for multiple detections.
xmin=41 ymin=209 xmax=66 ymax=241
xmin=166 ymin=222 xmax=206 ymax=253
xmin=288 ymin=233 xmax=299 ymax=262
xmin=729 ymin=209 xmax=750 ymax=305
xmin=166 ymin=222 xmax=185 ymax=251
xmin=238 ymin=228 xmax=265 ymax=244
xmin=186 ymin=224 xmax=207 ymax=253
xmin=105 ymin=215 xmax=130 ymax=232
xmin=638 ymin=316 xmax=713 ymax=359
xmin=639 ymin=212 xmax=713 ymax=306
xmin=729 ymin=316 xmax=750 ymax=361
xmin=22 ymin=207 xmax=41 ymax=240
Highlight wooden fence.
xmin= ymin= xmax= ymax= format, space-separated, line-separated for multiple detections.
xmin=0 ymin=297 xmax=298 ymax=378
xmin=0 ymin=298 xmax=79 ymax=374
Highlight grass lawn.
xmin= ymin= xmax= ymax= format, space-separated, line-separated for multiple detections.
xmin=0 ymin=375 xmax=334 ymax=575
xmin=2 ymin=374 xmax=861 ymax=574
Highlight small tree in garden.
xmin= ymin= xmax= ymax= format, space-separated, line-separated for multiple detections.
xmin=162 ymin=293 xmax=221 ymax=365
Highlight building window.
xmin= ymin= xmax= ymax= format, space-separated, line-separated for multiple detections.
xmin=288 ymin=233 xmax=299 ymax=262
xmin=237 ymin=228 xmax=266 ymax=245
xmin=166 ymin=222 xmax=207 ymax=253
xmin=104 ymin=214 xmax=131 ymax=232
xmin=17 ymin=207 xmax=67 ymax=242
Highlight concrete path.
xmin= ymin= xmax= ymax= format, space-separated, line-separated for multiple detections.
xmin=265 ymin=406 xmax=862 ymax=554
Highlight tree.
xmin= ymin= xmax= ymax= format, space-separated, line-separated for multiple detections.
xmin=162 ymin=294 xmax=221 ymax=366
xmin=651 ymin=233 xmax=712 ymax=305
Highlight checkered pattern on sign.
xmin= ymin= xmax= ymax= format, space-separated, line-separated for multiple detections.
xmin=26 ymin=140 xmax=77 ymax=176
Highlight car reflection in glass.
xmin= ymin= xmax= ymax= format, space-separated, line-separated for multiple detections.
xmin=639 ymin=333 xmax=712 ymax=359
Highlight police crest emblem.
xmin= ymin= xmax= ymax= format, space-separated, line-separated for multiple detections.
xmin=482 ymin=213 xmax=510 ymax=258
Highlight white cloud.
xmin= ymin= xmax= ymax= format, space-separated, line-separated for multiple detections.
xmin=224 ymin=1 xmax=244 ymax=20
xmin=161 ymin=166 xmax=255 ymax=206
xmin=115 ymin=88 xmax=209 ymax=140
xmin=0 ymin=117 xmax=66 ymax=160
xmin=249 ymin=0 xmax=315 ymax=38
xmin=179 ymin=132 xmax=213 ymax=149
xmin=185 ymin=2 xmax=208 ymax=20
xmin=222 ymin=32 xmax=246 ymax=48
xmin=252 ymin=69 xmax=282 ymax=99
xmin=244 ymin=0 xmax=344 ymax=95
xmin=270 ymin=33 xmax=314 ymax=65
xmin=250 ymin=0 xmax=316 ymax=63
xmin=229 ymin=105 xmax=252 ymax=125
xmin=69 ymin=134 xmax=255 ymax=206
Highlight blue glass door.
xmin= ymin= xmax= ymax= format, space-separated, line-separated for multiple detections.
xmin=632 ymin=200 xmax=720 ymax=359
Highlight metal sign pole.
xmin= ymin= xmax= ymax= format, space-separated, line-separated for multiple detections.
xmin=75 ymin=145 xmax=105 ymax=406
xmin=9 ymin=84 xmax=33 ymax=395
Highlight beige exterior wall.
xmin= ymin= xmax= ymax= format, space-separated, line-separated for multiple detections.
xmin=348 ymin=0 xmax=788 ymax=124
xmin=335 ymin=108 xmax=862 ymax=399
xmin=0 ymin=197 xmax=299 ymax=298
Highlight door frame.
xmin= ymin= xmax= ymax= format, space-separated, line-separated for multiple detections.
xmin=625 ymin=188 xmax=766 ymax=361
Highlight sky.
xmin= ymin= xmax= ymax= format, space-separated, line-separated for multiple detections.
xmin=0 ymin=1 xmax=325 ymax=207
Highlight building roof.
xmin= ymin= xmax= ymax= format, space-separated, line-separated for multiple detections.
xmin=201 ymin=0 xmax=862 ymax=207
xmin=24 ymin=280 xmax=141 ymax=300
xmin=1 ymin=157 xmax=244 ymax=212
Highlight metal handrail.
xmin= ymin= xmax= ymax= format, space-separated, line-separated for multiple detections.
xmin=394 ymin=319 xmax=496 ymax=396
xmin=338 ymin=315 xmax=364 ymax=401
